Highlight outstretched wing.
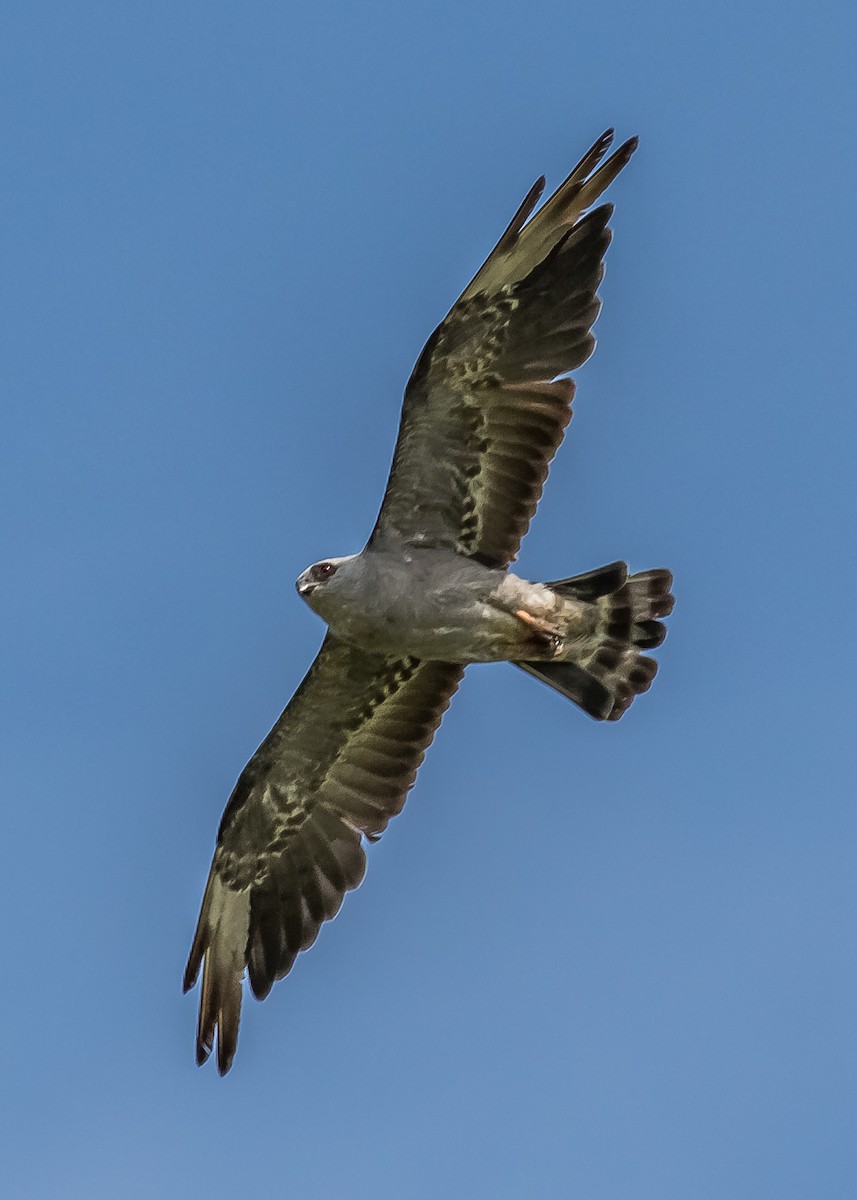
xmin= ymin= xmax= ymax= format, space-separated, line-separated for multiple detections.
xmin=184 ymin=635 xmax=463 ymax=1073
xmin=369 ymin=130 xmax=637 ymax=570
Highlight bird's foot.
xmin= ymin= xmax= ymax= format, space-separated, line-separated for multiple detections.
xmin=514 ymin=610 xmax=564 ymax=657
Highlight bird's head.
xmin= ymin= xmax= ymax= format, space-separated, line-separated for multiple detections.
xmin=295 ymin=555 xmax=357 ymax=618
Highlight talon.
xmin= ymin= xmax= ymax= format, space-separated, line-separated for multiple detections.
xmin=515 ymin=608 xmax=563 ymax=654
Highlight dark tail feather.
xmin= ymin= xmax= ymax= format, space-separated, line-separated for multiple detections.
xmin=545 ymin=560 xmax=628 ymax=600
xmin=515 ymin=565 xmax=674 ymax=720
xmin=515 ymin=660 xmax=615 ymax=720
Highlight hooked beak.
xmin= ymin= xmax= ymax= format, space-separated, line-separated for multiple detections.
xmin=296 ymin=576 xmax=317 ymax=598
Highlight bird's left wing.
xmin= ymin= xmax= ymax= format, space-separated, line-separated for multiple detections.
xmin=369 ymin=130 xmax=637 ymax=570
xmin=184 ymin=634 xmax=463 ymax=1073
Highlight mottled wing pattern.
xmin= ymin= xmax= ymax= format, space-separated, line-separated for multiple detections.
xmin=369 ymin=130 xmax=637 ymax=569
xmin=184 ymin=634 xmax=463 ymax=1073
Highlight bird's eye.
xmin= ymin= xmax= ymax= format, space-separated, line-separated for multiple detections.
xmin=312 ymin=561 xmax=337 ymax=582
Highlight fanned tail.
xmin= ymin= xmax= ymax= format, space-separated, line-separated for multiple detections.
xmin=515 ymin=563 xmax=674 ymax=720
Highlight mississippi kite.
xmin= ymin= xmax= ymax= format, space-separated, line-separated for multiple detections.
xmin=184 ymin=130 xmax=674 ymax=1073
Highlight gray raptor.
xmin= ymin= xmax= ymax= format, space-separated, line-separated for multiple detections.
xmin=184 ymin=130 xmax=675 ymax=1073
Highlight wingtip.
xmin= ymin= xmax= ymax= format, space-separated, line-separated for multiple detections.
xmin=217 ymin=1041 xmax=237 ymax=1076
xmin=194 ymin=1017 xmax=237 ymax=1075
xmin=527 ymin=176 xmax=547 ymax=210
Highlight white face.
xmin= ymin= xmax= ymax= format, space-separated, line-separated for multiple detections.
xmin=294 ymin=555 xmax=354 ymax=609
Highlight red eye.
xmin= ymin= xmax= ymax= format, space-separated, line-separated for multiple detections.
xmin=312 ymin=561 xmax=337 ymax=581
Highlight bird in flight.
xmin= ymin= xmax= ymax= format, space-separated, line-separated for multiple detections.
xmin=184 ymin=129 xmax=674 ymax=1073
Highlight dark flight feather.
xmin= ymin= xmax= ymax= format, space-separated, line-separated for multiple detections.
xmin=369 ymin=131 xmax=638 ymax=569
xmin=184 ymin=635 xmax=461 ymax=1073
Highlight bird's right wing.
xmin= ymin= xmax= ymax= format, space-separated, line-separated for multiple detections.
xmin=184 ymin=634 xmax=463 ymax=1073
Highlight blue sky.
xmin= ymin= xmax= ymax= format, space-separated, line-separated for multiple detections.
xmin=3 ymin=1 xmax=856 ymax=1196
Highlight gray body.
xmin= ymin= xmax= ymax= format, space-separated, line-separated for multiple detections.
xmin=296 ymin=548 xmax=585 ymax=662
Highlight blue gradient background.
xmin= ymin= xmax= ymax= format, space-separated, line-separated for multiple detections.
xmin=3 ymin=2 xmax=856 ymax=1196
